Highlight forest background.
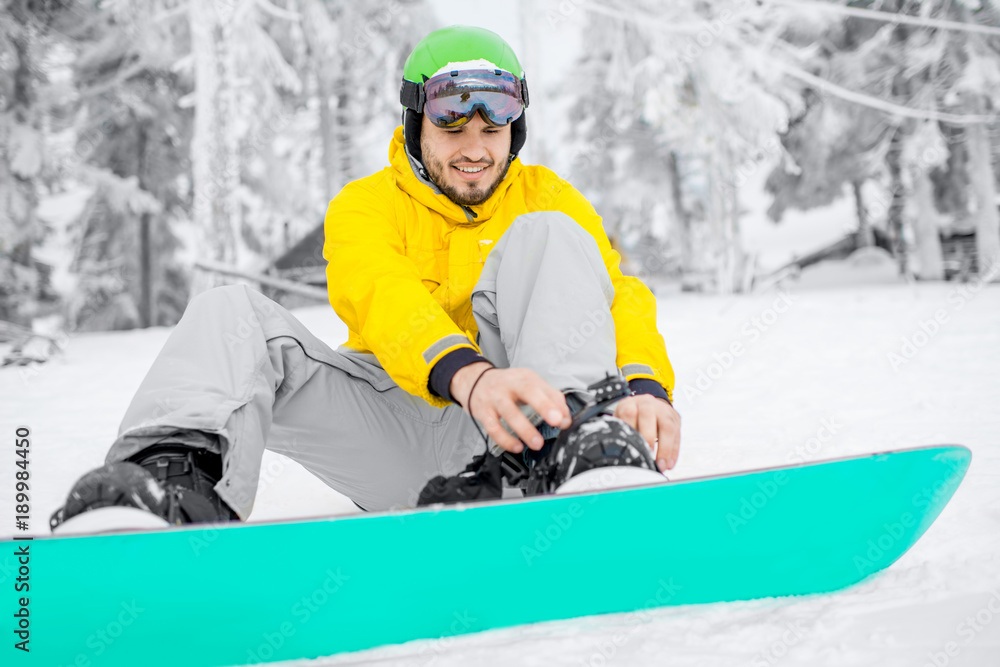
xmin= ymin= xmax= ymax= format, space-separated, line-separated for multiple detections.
xmin=2 ymin=0 xmax=999 ymax=336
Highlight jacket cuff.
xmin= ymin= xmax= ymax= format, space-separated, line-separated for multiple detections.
xmin=628 ymin=378 xmax=672 ymax=405
xmin=429 ymin=347 xmax=491 ymax=403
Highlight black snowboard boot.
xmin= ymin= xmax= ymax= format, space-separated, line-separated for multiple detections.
xmin=417 ymin=388 xmax=590 ymax=506
xmin=523 ymin=412 xmax=659 ymax=496
xmin=495 ymin=388 xmax=591 ymax=486
xmin=50 ymin=442 xmax=239 ymax=530
xmin=522 ymin=374 xmax=660 ymax=495
xmin=416 ymin=377 xmax=657 ymax=505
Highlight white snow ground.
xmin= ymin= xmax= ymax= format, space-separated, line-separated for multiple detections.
xmin=2 ymin=277 xmax=999 ymax=667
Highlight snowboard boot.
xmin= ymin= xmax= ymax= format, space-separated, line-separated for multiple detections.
xmin=495 ymin=388 xmax=591 ymax=486
xmin=417 ymin=375 xmax=664 ymax=505
xmin=50 ymin=442 xmax=240 ymax=531
xmin=417 ymin=388 xmax=590 ymax=506
xmin=522 ymin=412 xmax=661 ymax=495
xmin=522 ymin=374 xmax=662 ymax=496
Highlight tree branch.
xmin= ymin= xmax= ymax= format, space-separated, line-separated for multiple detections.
xmin=760 ymin=0 xmax=1000 ymax=37
xmin=78 ymin=60 xmax=150 ymax=100
xmin=153 ymin=3 xmax=189 ymax=24
xmin=255 ymin=0 xmax=301 ymax=21
xmin=580 ymin=2 xmax=732 ymax=35
xmin=194 ymin=260 xmax=328 ymax=301
xmin=766 ymin=54 xmax=996 ymax=125
xmin=581 ymin=1 xmax=998 ymax=125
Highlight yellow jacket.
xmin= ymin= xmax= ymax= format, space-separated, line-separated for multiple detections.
xmin=323 ymin=127 xmax=674 ymax=408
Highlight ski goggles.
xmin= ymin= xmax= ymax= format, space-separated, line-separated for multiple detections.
xmin=418 ymin=69 xmax=527 ymax=128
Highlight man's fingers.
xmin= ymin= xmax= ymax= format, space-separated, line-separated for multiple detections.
xmin=655 ymin=423 xmax=672 ymax=471
xmin=656 ymin=407 xmax=681 ymax=471
xmin=479 ymin=409 xmax=524 ymax=453
xmin=467 ymin=369 xmax=557 ymax=452
xmin=611 ymin=395 xmax=681 ymax=472
xmin=636 ymin=400 xmax=658 ymax=452
xmin=543 ymin=385 xmax=571 ymax=427
xmin=495 ymin=398 xmax=545 ymax=450
xmin=523 ymin=385 xmax=571 ymax=429
xmin=467 ymin=380 xmax=523 ymax=453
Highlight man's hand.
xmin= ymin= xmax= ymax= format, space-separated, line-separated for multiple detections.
xmin=613 ymin=394 xmax=681 ymax=471
xmin=451 ymin=362 xmax=571 ymax=453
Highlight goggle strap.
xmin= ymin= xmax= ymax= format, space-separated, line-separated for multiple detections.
xmin=399 ymin=79 xmax=426 ymax=113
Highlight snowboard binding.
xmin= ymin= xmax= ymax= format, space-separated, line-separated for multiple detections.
xmin=50 ymin=443 xmax=239 ymax=531
xmin=521 ymin=374 xmax=659 ymax=495
xmin=418 ymin=373 xmax=661 ymax=505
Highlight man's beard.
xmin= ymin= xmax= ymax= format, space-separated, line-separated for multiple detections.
xmin=424 ymin=154 xmax=510 ymax=207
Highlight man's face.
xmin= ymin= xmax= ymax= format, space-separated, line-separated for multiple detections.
xmin=419 ymin=113 xmax=512 ymax=207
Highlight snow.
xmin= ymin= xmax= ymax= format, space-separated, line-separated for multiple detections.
xmin=34 ymin=183 xmax=92 ymax=299
xmin=791 ymin=247 xmax=902 ymax=290
xmin=738 ymin=161 xmax=859 ymax=276
xmin=2 ymin=282 xmax=999 ymax=666
xmin=429 ymin=59 xmax=509 ymax=77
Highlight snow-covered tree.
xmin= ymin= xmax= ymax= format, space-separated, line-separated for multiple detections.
xmin=187 ymin=0 xmax=242 ymax=291
xmin=952 ymin=1 xmax=1000 ymax=277
xmin=765 ymin=0 xmax=1000 ymax=280
xmin=565 ymin=0 xmax=796 ymax=292
xmin=763 ymin=8 xmax=892 ymax=247
xmin=564 ymin=16 xmax=684 ymax=282
xmin=2 ymin=0 xmax=440 ymax=331
xmin=187 ymin=0 xmax=434 ymax=289
xmin=65 ymin=0 xmax=192 ymax=329
xmin=0 ymin=2 xmax=74 ymax=324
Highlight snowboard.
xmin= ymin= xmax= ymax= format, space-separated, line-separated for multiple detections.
xmin=9 ymin=444 xmax=970 ymax=667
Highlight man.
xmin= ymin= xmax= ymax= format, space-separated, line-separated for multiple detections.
xmin=51 ymin=25 xmax=680 ymax=529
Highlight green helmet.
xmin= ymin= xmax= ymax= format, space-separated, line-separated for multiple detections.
xmin=400 ymin=26 xmax=529 ymax=169
xmin=402 ymin=25 xmax=525 ymax=84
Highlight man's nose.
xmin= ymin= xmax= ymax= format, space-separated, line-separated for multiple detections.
xmin=456 ymin=134 xmax=489 ymax=163
xmin=456 ymin=117 xmax=491 ymax=162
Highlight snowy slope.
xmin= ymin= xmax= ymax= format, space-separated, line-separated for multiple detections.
xmin=1 ymin=282 xmax=999 ymax=666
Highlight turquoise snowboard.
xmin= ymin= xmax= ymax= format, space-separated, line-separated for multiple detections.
xmin=12 ymin=444 xmax=969 ymax=667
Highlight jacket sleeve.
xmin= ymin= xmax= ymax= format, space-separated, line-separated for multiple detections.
xmin=552 ymin=184 xmax=676 ymax=401
xmin=323 ymin=181 xmax=480 ymax=407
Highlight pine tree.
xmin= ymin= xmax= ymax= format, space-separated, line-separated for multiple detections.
xmin=0 ymin=1 xmax=76 ymax=325
xmin=954 ymin=2 xmax=1000 ymax=277
xmin=188 ymin=0 xmax=435 ymax=288
xmin=66 ymin=0 xmax=192 ymax=329
xmin=765 ymin=0 xmax=999 ymax=280
xmin=565 ymin=0 xmax=795 ymax=292
xmin=188 ymin=0 xmax=240 ymax=291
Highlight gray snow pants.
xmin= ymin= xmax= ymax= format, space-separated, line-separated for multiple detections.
xmin=105 ymin=212 xmax=620 ymax=517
